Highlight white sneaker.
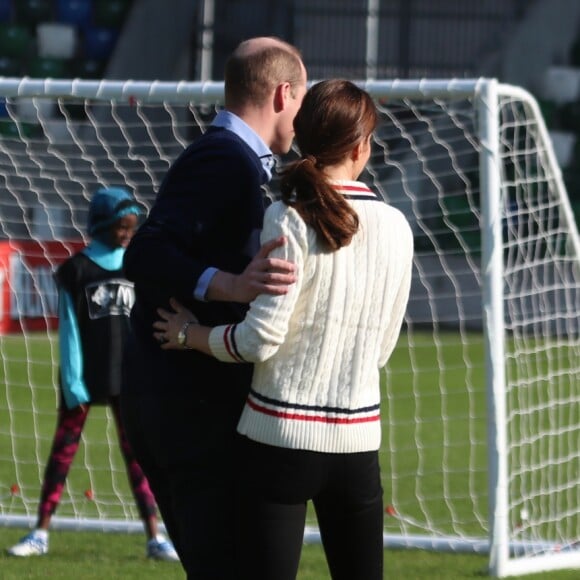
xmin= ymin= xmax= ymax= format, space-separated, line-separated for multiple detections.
xmin=146 ymin=534 xmax=179 ymax=562
xmin=7 ymin=530 xmax=49 ymax=557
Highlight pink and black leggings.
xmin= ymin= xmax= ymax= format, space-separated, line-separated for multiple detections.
xmin=37 ymin=396 xmax=157 ymax=523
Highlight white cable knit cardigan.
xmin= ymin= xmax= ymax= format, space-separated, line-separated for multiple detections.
xmin=209 ymin=180 xmax=414 ymax=453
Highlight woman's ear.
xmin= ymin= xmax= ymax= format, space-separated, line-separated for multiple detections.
xmin=351 ymin=140 xmax=363 ymax=161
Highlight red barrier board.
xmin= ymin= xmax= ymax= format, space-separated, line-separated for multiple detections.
xmin=0 ymin=240 xmax=84 ymax=334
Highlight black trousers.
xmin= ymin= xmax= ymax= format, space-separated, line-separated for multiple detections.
xmin=121 ymin=336 xmax=248 ymax=580
xmin=235 ymin=435 xmax=384 ymax=580
xmin=122 ymin=388 xmax=242 ymax=579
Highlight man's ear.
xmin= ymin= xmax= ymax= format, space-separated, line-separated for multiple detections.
xmin=273 ymin=82 xmax=291 ymax=113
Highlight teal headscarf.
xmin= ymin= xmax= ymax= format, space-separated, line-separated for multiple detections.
xmin=87 ymin=187 xmax=143 ymax=239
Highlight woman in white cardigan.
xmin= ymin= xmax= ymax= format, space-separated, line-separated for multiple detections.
xmin=154 ymin=79 xmax=414 ymax=580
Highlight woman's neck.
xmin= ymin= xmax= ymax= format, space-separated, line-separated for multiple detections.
xmin=323 ymin=163 xmax=358 ymax=182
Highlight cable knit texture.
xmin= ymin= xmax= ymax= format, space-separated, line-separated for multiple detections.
xmin=209 ymin=180 xmax=413 ymax=453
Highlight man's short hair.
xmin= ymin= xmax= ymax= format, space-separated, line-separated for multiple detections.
xmin=225 ymin=37 xmax=304 ymax=109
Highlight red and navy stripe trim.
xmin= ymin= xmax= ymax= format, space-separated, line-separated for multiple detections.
xmin=223 ymin=324 xmax=246 ymax=362
xmin=336 ymin=184 xmax=380 ymax=202
xmin=246 ymin=388 xmax=380 ymax=425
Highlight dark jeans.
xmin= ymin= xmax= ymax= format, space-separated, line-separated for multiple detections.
xmin=235 ymin=435 xmax=384 ymax=580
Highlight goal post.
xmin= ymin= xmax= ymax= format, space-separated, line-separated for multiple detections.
xmin=0 ymin=77 xmax=578 ymax=578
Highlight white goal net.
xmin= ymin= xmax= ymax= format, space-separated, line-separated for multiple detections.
xmin=0 ymin=78 xmax=578 ymax=577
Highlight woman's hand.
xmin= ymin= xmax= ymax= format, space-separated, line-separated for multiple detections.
xmin=153 ymin=297 xmax=198 ymax=350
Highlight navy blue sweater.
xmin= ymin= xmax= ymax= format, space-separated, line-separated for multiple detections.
xmin=123 ymin=125 xmax=266 ymax=404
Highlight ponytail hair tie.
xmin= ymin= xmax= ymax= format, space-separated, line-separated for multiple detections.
xmin=297 ymin=154 xmax=316 ymax=168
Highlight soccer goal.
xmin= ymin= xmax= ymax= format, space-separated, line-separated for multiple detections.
xmin=0 ymin=77 xmax=578 ymax=578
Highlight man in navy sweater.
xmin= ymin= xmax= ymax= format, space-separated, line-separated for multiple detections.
xmin=120 ymin=37 xmax=307 ymax=579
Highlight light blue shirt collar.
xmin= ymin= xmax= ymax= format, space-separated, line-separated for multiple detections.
xmin=212 ymin=110 xmax=274 ymax=181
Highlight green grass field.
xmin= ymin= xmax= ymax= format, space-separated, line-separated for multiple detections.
xmin=1 ymin=527 xmax=580 ymax=579
xmin=1 ymin=331 xmax=579 ymax=578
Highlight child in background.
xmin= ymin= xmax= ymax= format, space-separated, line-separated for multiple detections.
xmin=6 ymin=187 xmax=178 ymax=562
